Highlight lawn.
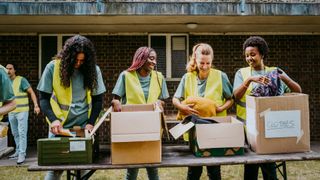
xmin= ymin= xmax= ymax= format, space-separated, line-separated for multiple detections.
xmin=1 ymin=161 xmax=319 ymax=180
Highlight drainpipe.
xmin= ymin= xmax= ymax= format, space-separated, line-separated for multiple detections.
xmin=240 ymin=0 xmax=246 ymax=14
xmin=96 ymin=0 xmax=104 ymax=13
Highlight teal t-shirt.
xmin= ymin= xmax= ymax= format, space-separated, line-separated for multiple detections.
xmin=37 ymin=61 xmax=106 ymax=128
xmin=174 ymin=71 xmax=233 ymax=100
xmin=233 ymin=67 xmax=290 ymax=94
xmin=11 ymin=76 xmax=30 ymax=93
xmin=0 ymin=66 xmax=15 ymax=103
xmin=112 ymin=71 xmax=170 ymax=104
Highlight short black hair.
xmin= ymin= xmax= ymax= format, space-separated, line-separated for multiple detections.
xmin=243 ymin=36 xmax=269 ymax=60
xmin=6 ymin=63 xmax=18 ymax=72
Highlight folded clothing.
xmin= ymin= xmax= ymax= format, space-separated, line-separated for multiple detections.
xmin=251 ymin=68 xmax=284 ymax=97
xmin=177 ymin=96 xmax=217 ymax=120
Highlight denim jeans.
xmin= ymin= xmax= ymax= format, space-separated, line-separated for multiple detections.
xmin=8 ymin=111 xmax=29 ymax=157
xmin=187 ymin=166 xmax=221 ymax=180
xmin=126 ymin=167 xmax=159 ymax=180
xmin=244 ymin=163 xmax=277 ymax=180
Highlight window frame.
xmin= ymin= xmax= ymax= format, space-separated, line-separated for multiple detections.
xmin=148 ymin=33 xmax=189 ymax=81
xmin=38 ymin=34 xmax=75 ymax=79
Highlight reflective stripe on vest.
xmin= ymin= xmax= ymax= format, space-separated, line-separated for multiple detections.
xmin=236 ymin=66 xmax=276 ymax=122
xmin=125 ymin=70 xmax=163 ymax=104
xmin=49 ymin=60 xmax=92 ymax=126
xmin=185 ymin=68 xmax=226 ymax=116
xmin=11 ymin=76 xmax=29 ymax=112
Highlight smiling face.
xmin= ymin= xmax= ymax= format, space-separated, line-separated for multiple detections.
xmin=244 ymin=46 xmax=264 ymax=70
xmin=74 ymin=53 xmax=85 ymax=69
xmin=141 ymin=50 xmax=157 ymax=72
xmin=196 ymin=54 xmax=212 ymax=73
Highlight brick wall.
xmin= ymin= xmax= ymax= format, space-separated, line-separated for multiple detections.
xmin=0 ymin=35 xmax=319 ymax=145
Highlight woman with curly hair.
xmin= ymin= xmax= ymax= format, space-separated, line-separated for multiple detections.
xmin=37 ymin=35 xmax=106 ymax=180
xmin=233 ymin=36 xmax=301 ymax=180
xmin=111 ymin=46 xmax=169 ymax=180
xmin=172 ymin=43 xmax=233 ymax=180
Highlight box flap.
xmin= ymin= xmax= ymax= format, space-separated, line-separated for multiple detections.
xmin=122 ymin=104 xmax=154 ymax=112
xmin=89 ymin=107 xmax=112 ymax=137
xmin=169 ymin=121 xmax=195 ymax=140
xmin=112 ymin=133 xmax=160 ymax=142
xmin=196 ymin=120 xmax=244 ymax=149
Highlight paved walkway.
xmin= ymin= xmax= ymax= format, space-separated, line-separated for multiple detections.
xmin=0 ymin=146 xmax=37 ymax=167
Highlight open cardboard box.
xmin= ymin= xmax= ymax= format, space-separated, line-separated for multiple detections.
xmin=246 ymin=93 xmax=310 ymax=154
xmin=169 ymin=116 xmax=245 ymax=157
xmin=110 ymin=104 xmax=164 ymax=165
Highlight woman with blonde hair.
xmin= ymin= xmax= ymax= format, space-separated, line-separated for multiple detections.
xmin=172 ymin=43 xmax=233 ymax=180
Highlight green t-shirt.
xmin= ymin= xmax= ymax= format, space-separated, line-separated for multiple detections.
xmin=37 ymin=61 xmax=106 ymax=128
xmin=174 ymin=71 xmax=233 ymax=100
xmin=11 ymin=76 xmax=31 ymax=93
xmin=0 ymin=66 xmax=15 ymax=103
xmin=112 ymin=71 xmax=170 ymax=104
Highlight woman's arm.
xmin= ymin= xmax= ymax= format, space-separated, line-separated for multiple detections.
xmin=279 ymin=73 xmax=302 ymax=93
xmin=216 ymin=98 xmax=234 ymax=113
xmin=111 ymin=95 xmax=122 ymax=112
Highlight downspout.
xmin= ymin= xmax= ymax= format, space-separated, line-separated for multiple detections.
xmin=240 ymin=0 xmax=246 ymax=14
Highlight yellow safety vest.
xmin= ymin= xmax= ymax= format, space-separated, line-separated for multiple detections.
xmin=0 ymin=65 xmax=8 ymax=120
xmin=48 ymin=60 xmax=92 ymax=126
xmin=185 ymin=68 xmax=226 ymax=116
xmin=11 ymin=76 xmax=29 ymax=112
xmin=183 ymin=68 xmax=226 ymax=141
xmin=236 ymin=66 xmax=276 ymax=122
xmin=124 ymin=70 xmax=163 ymax=104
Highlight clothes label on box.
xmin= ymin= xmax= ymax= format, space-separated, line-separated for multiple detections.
xmin=265 ymin=110 xmax=301 ymax=138
xmin=70 ymin=141 xmax=86 ymax=152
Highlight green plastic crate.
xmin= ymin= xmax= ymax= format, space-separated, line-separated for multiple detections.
xmin=37 ymin=137 xmax=93 ymax=165
xmin=189 ymin=127 xmax=244 ymax=157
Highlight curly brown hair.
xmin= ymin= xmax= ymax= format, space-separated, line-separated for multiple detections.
xmin=57 ymin=35 xmax=98 ymax=91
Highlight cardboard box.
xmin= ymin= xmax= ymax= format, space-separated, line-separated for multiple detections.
xmin=0 ymin=136 xmax=8 ymax=152
xmin=37 ymin=107 xmax=111 ymax=165
xmin=169 ymin=116 xmax=245 ymax=157
xmin=111 ymin=104 xmax=162 ymax=164
xmin=0 ymin=122 xmax=8 ymax=151
xmin=246 ymin=93 xmax=310 ymax=154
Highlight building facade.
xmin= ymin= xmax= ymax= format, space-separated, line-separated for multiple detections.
xmin=0 ymin=0 xmax=319 ymax=144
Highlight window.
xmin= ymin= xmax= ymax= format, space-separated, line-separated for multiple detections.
xmin=38 ymin=34 xmax=73 ymax=78
xmin=149 ymin=34 xmax=188 ymax=79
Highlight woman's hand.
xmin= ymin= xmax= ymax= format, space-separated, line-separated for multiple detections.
xmin=85 ymin=124 xmax=94 ymax=133
xmin=112 ymin=99 xmax=122 ymax=112
xmin=250 ymin=75 xmax=270 ymax=86
xmin=50 ymin=120 xmax=62 ymax=135
xmin=179 ymin=104 xmax=199 ymax=116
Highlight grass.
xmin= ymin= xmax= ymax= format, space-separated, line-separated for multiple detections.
xmin=1 ymin=161 xmax=320 ymax=180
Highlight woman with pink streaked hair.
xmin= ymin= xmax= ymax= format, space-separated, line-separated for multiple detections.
xmin=111 ymin=46 xmax=169 ymax=180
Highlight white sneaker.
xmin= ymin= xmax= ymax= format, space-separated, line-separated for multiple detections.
xmin=17 ymin=154 xmax=25 ymax=164
xmin=8 ymin=152 xmax=18 ymax=159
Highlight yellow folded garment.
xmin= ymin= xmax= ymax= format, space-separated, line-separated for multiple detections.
xmin=177 ymin=96 xmax=217 ymax=120
xmin=0 ymin=124 xmax=8 ymax=138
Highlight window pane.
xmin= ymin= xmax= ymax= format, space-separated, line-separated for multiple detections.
xmin=151 ymin=36 xmax=166 ymax=77
xmin=171 ymin=36 xmax=187 ymax=78
xmin=41 ymin=36 xmax=57 ymax=73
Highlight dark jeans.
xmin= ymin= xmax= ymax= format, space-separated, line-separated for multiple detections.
xmin=187 ymin=166 xmax=221 ymax=180
xmin=126 ymin=167 xmax=159 ymax=180
xmin=244 ymin=163 xmax=277 ymax=180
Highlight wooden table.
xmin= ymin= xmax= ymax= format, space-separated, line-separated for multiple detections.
xmin=28 ymin=141 xmax=320 ymax=180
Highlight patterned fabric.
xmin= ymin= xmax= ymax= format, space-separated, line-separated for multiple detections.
xmin=251 ymin=69 xmax=283 ymax=97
